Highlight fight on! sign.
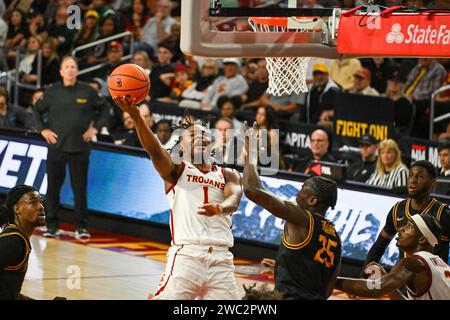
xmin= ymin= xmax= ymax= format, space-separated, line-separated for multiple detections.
xmin=337 ymin=11 xmax=450 ymax=57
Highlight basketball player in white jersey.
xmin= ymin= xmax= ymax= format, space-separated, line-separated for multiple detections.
xmin=113 ymin=96 xmax=243 ymax=300
xmin=335 ymin=215 xmax=450 ymax=300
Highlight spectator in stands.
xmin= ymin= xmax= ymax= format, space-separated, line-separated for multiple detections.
xmin=88 ymin=15 xmax=119 ymax=66
xmin=140 ymin=0 xmax=176 ymax=56
xmin=27 ymin=12 xmax=47 ymax=40
xmin=361 ymin=58 xmax=397 ymax=94
xmin=161 ymin=23 xmax=183 ymax=64
xmin=149 ymin=42 xmax=174 ymax=100
xmin=383 ymin=71 xmax=414 ymax=138
xmin=138 ymin=103 xmax=155 ymax=131
xmin=112 ymin=111 xmax=140 ymax=147
xmin=347 ymin=68 xmax=380 ymax=96
xmin=5 ymin=9 xmax=28 ymax=50
xmin=180 ymin=58 xmax=218 ymax=109
xmin=259 ymin=91 xmax=303 ymax=120
xmin=213 ymin=117 xmax=243 ymax=165
xmin=329 ymin=58 xmax=362 ymax=91
xmin=347 ymin=134 xmax=378 ymax=183
xmin=404 ymin=58 xmax=447 ymax=138
xmin=201 ymin=58 xmax=248 ymax=110
xmin=72 ymin=10 xmax=100 ymax=63
xmin=131 ymin=50 xmax=152 ymax=76
xmin=159 ymin=64 xmax=193 ymax=103
xmin=90 ymin=0 xmax=116 ymax=19
xmin=217 ymin=96 xmax=243 ymax=130
xmin=255 ymin=105 xmax=285 ymax=169
xmin=242 ymin=58 xmax=269 ymax=110
xmin=124 ymin=0 xmax=151 ymax=48
xmin=94 ymin=41 xmax=124 ymax=81
xmin=48 ymin=6 xmax=77 ymax=57
xmin=404 ymin=58 xmax=447 ymax=102
xmin=241 ymin=59 xmax=259 ymax=83
xmin=438 ymin=143 xmax=450 ymax=178
xmin=0 ymin=87 xmax=31 ymax=129
xmin=300 ymin=61 xmax=340 ymax=124
xmin=23 ymin=38 xmax=60 ymax=87
xmin=18 ymin=35 xmax=42 ymax=82
xmin=155 ymin=119 xmax=177 ymax=150
xmin=367 ymin=139 xmax=409 ymax=191
xmin=301 ymin=128 xmax=336 ymax=173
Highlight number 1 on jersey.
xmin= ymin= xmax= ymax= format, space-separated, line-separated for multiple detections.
xmin=203 ymin=186 xmax=209 ymax=204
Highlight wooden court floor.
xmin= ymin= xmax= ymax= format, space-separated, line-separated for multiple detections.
xmin=21 ymin=226 xmax=355 ymax=300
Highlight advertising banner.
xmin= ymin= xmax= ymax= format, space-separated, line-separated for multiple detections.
xmin=338 ymin=13 xmax=450 ymax=57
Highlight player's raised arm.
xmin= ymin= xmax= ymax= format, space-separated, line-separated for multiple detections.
xmin=242 ymin=121 xmax=309 ymax=226
xmin=113 ymin=96 xmax=179 ymax=183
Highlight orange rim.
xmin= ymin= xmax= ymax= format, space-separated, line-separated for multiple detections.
xmin=249 ymin=16 xmax=322 ymax=30
xmin=249 ymin=17 xmax=289 ymax=28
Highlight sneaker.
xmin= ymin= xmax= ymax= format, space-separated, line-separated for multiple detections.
xmin=43 ymin=227 xmax=60 ymax=238
xmin=75 ymin=228 xmax=91 ymax=240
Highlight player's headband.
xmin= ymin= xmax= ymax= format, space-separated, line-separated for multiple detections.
xmin=411 ymin=215 xmax=438 ymax=248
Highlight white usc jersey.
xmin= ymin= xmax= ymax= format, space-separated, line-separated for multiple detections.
xmin=407 ymin=251 xmax=450 ymax=300
xmin=165 ymin=161 xmax=234 ymax=247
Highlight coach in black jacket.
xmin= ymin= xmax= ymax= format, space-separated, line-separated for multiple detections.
xmin=33 ymin=56 xmax=109 ymax=239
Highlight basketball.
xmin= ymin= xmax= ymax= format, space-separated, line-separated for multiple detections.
xmin=108 ymin=63 xmax=150 ymax=104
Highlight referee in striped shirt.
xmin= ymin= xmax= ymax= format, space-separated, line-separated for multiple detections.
xmin=366 ymin=139 xmax=408 ymax=193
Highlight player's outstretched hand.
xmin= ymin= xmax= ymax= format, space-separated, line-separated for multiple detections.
xmin=197 ymin=203 xmax=223 ymax=217
xmin=364 ymin=262 xmax=387 ymax=278
xmin=260 ymin=258 xmax=275 ymax=280
xmin=243 ymin=121 xmax=259 ymax=164
xmin=112 ymin=96 xmax=139 ymax=118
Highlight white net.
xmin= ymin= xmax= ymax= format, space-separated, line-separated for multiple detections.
xmin=249 ymin=18 xmax=311 ymax=96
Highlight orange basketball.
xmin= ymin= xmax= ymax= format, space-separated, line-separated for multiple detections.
xmin=108 ymin=63 xmax=150 ymax=104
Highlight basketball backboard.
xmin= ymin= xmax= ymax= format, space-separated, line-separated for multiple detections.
xmin=180 ymin=0 xmax=342 ymax=59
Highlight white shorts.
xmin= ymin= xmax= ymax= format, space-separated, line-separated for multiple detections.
xmin=152 ymin=244 xmax=241 ymax=300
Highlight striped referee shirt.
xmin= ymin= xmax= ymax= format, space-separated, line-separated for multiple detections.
xmin=367 ymin=165 xmax=409 ymax=189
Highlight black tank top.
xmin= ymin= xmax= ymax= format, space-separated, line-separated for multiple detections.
xmin=275 ymin=210 xmax=342 ymax=300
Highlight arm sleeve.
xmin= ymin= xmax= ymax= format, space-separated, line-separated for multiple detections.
xmin=0 ymin=235 xmax=27 ymax=268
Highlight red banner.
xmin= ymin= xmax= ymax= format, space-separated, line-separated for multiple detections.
xmin=337 ymin=13 xmax=450 ymax=56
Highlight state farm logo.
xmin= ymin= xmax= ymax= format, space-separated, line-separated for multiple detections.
xmin=386 ymin=23 xmax=450 ymax=45
xmin=386 ymin=24 xmax=404 ymax=44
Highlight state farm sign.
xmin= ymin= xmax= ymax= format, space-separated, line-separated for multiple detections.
xmin=337 ymin=13 xmax=450 ymax=56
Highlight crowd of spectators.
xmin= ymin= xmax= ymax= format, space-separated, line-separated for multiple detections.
xmin=0 ymin=0 xmax=450 ymax=193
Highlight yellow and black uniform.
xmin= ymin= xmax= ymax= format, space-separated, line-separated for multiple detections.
xmin=0 ymin=224 xmax=31 ymax=300
xmin=365 ymin=198 xmax=450 ymax=266
xmin=275 ymin=210 xmax=342 ymax=300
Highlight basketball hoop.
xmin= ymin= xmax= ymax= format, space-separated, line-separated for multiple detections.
xmin=249 ymin=17 xmax=322 ymax=96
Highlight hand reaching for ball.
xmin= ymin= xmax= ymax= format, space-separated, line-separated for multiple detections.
xmin=113 ymin=96 xmax=140 ymax=119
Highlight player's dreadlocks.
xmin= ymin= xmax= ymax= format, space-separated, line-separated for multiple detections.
xmin=170 ymin=110 xmax=216 ymax=156
xmin=308 ymin=176 xmax=338 ymax=211
xmin=0 ymin=185 xmax=37 ymax=227
xmin=172 ymin=109 xmax=216 ymax=130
